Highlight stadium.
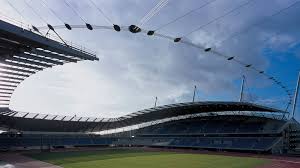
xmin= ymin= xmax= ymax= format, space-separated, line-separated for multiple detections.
xmin=1 ymin=0 xmax=300 ymax=168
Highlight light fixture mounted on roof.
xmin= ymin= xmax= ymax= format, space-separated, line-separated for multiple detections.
xmin=47 ymin=24 xmax=54 ymax=31
xmin=64 ymin=23 xmax=72 ymax=30
xmin=32 ymin=26 xmax=40 ymax=33
xmin=147 ymin=30 xmax=155 ymax=36
xmin=129 ymin=25 xmax=141 ymax=33
xmin=227 ymin=57 xmax=234 ymax=60
xmin=113 ymin=24 xmax=121 ymax=32
xmin=204 ymin=48 xmax=211 ymax=52
xmin=174 ymin=38 xmax=181 ymax=42
xmin=86 ymin=23 xmax=93 ymax=30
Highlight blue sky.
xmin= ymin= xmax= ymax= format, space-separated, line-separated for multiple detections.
xmin=0 ymin=0 xmax=299 ymax=120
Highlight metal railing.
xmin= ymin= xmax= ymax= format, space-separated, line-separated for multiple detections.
xmin=0 ymin=13 xmax=97 ymax=58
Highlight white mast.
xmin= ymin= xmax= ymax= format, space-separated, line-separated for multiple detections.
xmin=192 ymin=85 xmax=197 ymax=102
xmin=292 ymin=72 xmax=300 ymax=118
xmin=239 ymin=75 xmax=245 ymax=102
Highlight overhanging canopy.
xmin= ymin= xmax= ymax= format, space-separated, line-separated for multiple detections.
xmin=0 ymin=101 xmax=287 ymax=132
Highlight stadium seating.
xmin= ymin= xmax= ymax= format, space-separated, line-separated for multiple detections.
xmin=119 ymin=116 xmax=286 ymax=151
xmin=114 ymin=137 xmax=278 ymax=151
xmin=136 ymin=116 xmax=286 ymax=135
xmin=0 ymin=133 xmax=116 ymax=148
xmin=0 ymin=116 xmax=288 ymax=152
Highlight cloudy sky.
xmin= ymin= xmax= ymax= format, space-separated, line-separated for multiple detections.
xmin=0 ymin=0 xmax=299 ymax=120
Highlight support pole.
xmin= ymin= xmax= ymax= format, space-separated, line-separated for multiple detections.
xmin=192 ymin=85 xmax=197 ymax=102
xmin=154 ymin=97 xmax=158 ymax=108
xmin=239 ymin=75 xmax=245 ymax=102
xmin=292 ymin=72 xmax=300 ymax=118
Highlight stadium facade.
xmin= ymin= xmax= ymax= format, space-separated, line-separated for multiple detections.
xmin=0 ymin=19 xmax=299 ymax=155
xmin=0 ymin=101 xmax=300 ymax=155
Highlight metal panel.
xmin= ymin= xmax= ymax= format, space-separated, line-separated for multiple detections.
xmin=1 ymin=60 xmax=43 ymax=71
xmin=9 ymin=57 xmax=52 ymax=68
xmin=0 ymin=95 xmax=10 ymax=98
xmin=42 ymin=114 xmax=49 ymax=119
xmin=19 ymin=53 xmax=63 ymax=65
xmin=0 ymin=75 xmax=23 ymax=81
xmin=0 ymin=88 xmax=14 ymax=91
xmin=0 ymin=92 xmax=12 ymax=95
xmin=0 ymin=79 xmax=20 ymax=84
xmin=22 ymin=113 xmax=29 ymax=118
xmin=32 ymin=114 xmax=39 ymax=119
xmin=34 ymin=49 xmax=77 ymax=62
xmin=0 ymin=65 xmax=35 ymax=74
xmin=0 ymin=70 xmax=29 ymax=77
xmin=0 ymin=39 xmax=20 ymax=49
xmin=0 ymin=83 xmax=17 ymax=88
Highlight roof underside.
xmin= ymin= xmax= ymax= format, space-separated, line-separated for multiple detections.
xmin=0 ymin=101 xmax=286 ymax=132
xmin=0 ymin=19 xmax=98 ymax=107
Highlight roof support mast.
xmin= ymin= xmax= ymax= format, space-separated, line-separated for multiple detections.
xmin=239 ymin=75 xmax=245 ymax=102
xmin=192 ymin=85 xmax=197 ymax=102
xmin=292 ymin=71 xmax=300 ymax=118
xmin=154 ymin=97 xmax=158 ymax=108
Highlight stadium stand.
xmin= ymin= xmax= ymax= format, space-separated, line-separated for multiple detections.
xmin=111 ymin=116 xmax=289 ymax=153
xmin=0 ymin=105 xmax=299 ymax=155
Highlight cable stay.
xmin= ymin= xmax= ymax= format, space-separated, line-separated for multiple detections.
xmin=88 ymin=0 xmax=120 ymax=32
xmin=88 ymin=0 xmax=112 ymax=25
xmin=172 ymin=0 xmax=254 ymax=43
xmin=129 ymin=0 xmax=170 ymax=35
xmin=139 ymin=0 xmax=168 ymax=26
xmin=23 ymin=0 xmax=48 ymax=24
xmin=39 ymin=0 xmax=72 ymax=30
xmin=5 ymin=0 xmax=42 ymax=35
xmin=63 ymin=0 xmax=93 ymax=30
xmin=217 ymin=0 xmax=300 ymax=46
xmin=139 ymin=0 xmax=169 ymax=27
xmin=147 ymin=0 xmax=218 ymax=36
xmin=23 ymin=0 xmax=69 ymax=46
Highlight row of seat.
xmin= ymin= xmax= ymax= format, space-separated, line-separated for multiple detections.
xmin=137 ymin=117 xmax=285 ymax=135
xmin=114 ymin=137 xmax=278 ymax=151
xmin=0 ymin=136 xmax=115 ymax=147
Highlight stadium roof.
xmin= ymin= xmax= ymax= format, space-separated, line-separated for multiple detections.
xmin=0 ymin=19 xmax=98 ymax=107
xmin=0 ymin=101 xmax=287 ymax=132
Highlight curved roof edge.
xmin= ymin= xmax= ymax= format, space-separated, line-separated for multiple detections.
xmin=0 ymin=101 xmax=288 ymax=132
